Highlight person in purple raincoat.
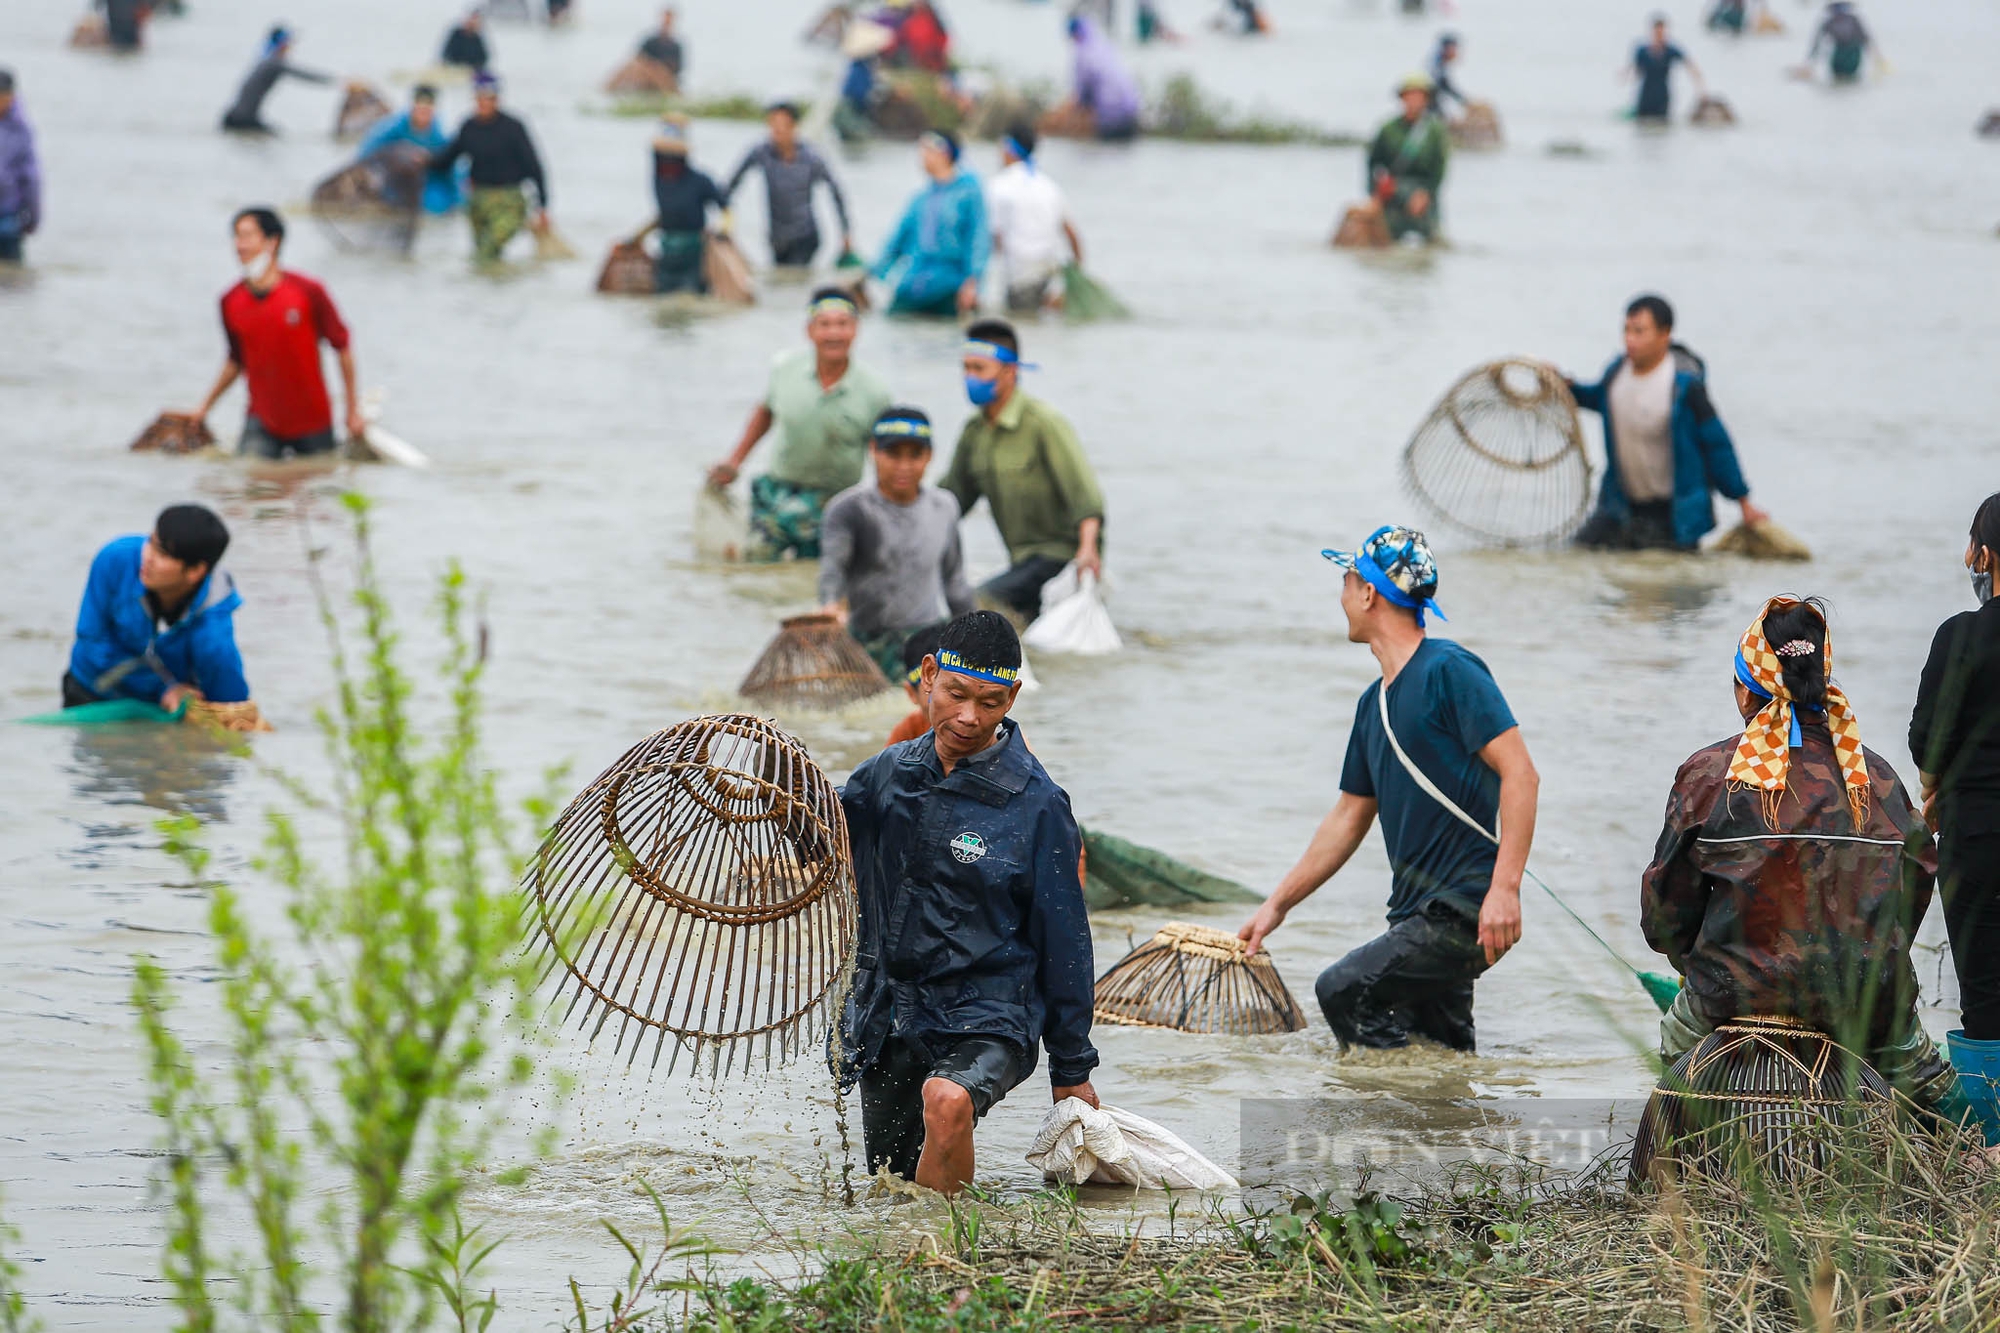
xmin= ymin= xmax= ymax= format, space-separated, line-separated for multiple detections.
xmin=0 ymin=70 xmax=41 ymax=264
xmin=1063 ymin=16 xmax=1141 ymax=141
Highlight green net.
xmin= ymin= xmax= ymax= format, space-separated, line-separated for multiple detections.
xmin=15 ymin=699 xmax=185 ymax=727
xmin=1061 ymin=262 xmax=1131 ymax=324
xmin=1080 ymin=828 xmax=1260 ymax=912
xmin=1640 ymin=970 xmax=1684 ymax=1013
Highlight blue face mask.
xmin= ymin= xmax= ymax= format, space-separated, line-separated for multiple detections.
xmin=964 ymin=375 xmax=999 ymax=407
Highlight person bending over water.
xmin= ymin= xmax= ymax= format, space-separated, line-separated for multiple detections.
xmin=1241 ymin=526 xmax=1535 ymax=1053
xmin=1644 ymin=596 xmax=1968 ymax=1122
xmin=1366 ymin=74 xmax=1449 ymax=243
xmin=710 ymin=287 xmax=893 ymax=561
xmin=188 ymin=207 xmax=365 ymax=457
xmin=65 ymin=505 xmax=249 ymax=714
xmin=220 ymin=27 xmax=331 ymax=134
xmin=1566 ymin=294 xmax=1767 ymax=551
xmin=835 ymin=610 xmax=1099 ymax=1195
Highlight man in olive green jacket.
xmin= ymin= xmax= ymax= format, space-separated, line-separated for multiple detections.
xmin=1366 ymin=73 xmax=1448 ymax=242
xmin=944 ymin=319 xmax=1105 ymax=622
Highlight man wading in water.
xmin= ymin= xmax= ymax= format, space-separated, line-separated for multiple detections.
xmin=835 ymin=610 xmax=1099 ymax=1193
xmin=1241 ymin=527 xmax=1537 ymax=1053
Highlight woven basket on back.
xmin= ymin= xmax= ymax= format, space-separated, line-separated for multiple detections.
xmin=130 ymin=413 xmax=216 ymax=454
xmin=1094 ymin=922 xmax=1308 ymax=1036
xmin=739 ymin=613 xmax=890 ymax=709
xmin=1628 ymin=1016 xmax=1895 ymax=1188
xmin=526 ymin=714 xmax=857 ymax=1075
xmin=1403 ymin=358 xmax=1592 ymax=546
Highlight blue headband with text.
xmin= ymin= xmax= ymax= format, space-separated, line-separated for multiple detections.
xmin=936 ymin=648 xmax=1020 ymax=686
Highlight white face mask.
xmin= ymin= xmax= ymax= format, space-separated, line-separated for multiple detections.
xmin=240 ymin=247 xmax=277 ymax=284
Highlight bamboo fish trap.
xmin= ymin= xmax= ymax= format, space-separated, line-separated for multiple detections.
xmin=1094 ymin=922 xmax=1308 ymax=1036
xmin=526 ymin=714 xmax=857 ymax=1076
xmin=739 ymin=613 xmax=890 ymax=709
xmin=309 ymin=145 xmax=427 ymax=256
xmin=1402 ymin=358 xmax=1592 ymax=547
xmin=129 ymin=412 xmax=216 ymax=455
xmin=333 ymin=82 xmax=393 ymax=140
xmin=1628 ymin=1016 xmax=1896 ymax=1188
xmin=596 ymin=239 xmax=657 ymax=295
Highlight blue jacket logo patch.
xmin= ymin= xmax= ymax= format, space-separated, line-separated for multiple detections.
xmin=949 ymin=831 xmax=987 ymax=864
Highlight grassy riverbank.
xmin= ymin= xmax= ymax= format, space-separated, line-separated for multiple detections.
xmin=581 ymin=1135 xmax=2000 ymax=1332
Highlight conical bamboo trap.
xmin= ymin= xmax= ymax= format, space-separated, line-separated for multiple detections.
xmin=1402 ymin=358 xmax=1592 ymax=547
xmin=1628 ymin=1015 xmax=1895 ymax=1187
xmin=1093 ymin=922 xmax=1308 ymax=1036
xmin=525 ymin=714 xmax=858 ymax=1076
xmin=739 ymin=613 xmax=890 ymax=709
xmin=129 ymin=412 xmax=216 ymax=454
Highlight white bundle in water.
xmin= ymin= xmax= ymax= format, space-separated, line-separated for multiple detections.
xmin=1027 ymin=1098 xmax=1238 ymax=1191
xmin=1402 ymin=359 xmax=1592 ymax=547
xmin=1023 ymin=566 xmax=1122 ymax=656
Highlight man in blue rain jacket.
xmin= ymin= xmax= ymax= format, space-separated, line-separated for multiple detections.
xmin=870 ymin=130 xmax=989 ymax=317
xmin=1566 ymin=294 xmax=1768 ymax=551
xmin=834 ymin=609 xmax=1098 ymax=1194
xmin=64 ymin=504 xmax=249 ymax=710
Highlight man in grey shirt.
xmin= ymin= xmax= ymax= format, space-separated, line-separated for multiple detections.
xmin=220 ymin=27 xmax=331 ymax=134
xmin=819 ymin=407 xmax=977 ymax=680
xmin=724 ymin=102 xmax=853 ymax=268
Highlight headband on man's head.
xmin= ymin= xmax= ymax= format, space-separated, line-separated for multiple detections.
xmin=963 ymin=339 xmax=1037 ymax=370
xmin=809 ymin=291 xmax=858 ymax=319
xmin=918 ymin=130 xmax=960 ymax=162
xmin=935 ymin=648 xmax=1019 ymax=686
xmin=872 ymin=416 xmax=933 ymax=444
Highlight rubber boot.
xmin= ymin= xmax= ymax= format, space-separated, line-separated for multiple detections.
xmin=1945 ymin=1030 xmax=2000 ymax=1147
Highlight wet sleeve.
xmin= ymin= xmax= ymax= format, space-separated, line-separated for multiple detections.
xmin=1338 ymin=690 xmax=1378 ymax=798
xmin=1441 ymin=652 xmax=1518 ymax=755
xmin=722 ymin=146 xmax=758 ymax=203
xmin=1568 ymin=369 xmax=1609 ymax=415
xmin=431 ymin=124 xmax=466 ymax=171
xmin=1028 ymin=793 xmax=1098 ymax=1086
xmin=871 ymin=200 xmax=916 ymax=278
xmin=1640 ymin=757 xmax=1711 ymax=970
xmin=221 ymin=295 xmax=244 ymax=366
xmin=519 ymin=121 xmax=548 ymax=209
xmin=284 ymin=62 xmax=335 ymax=86
xmin=1037 ymin=410 xmax=1105 ymax=531
xmin=815 ymin=151 xmax=851 ymax=233
xmin=964 ymin=182 xmax=990 ymax=281
xmin=1366 ymin=126 xmax=1391 ymax=186
xmin=189 ymin=614 xmax=251 ymax=705
xmin=69 ymin=547 xmax=132 ymax=695
xmin=816 ymin=497 xmax=856 ymax=606
xmin=1909 ymin=618 xmax=1960 ymax=775
xmin=308 ymin=280 xmax=351 ymax=352
xmin=941 ymin=423 xmax=980 ymax=514
xmin=1685 ymin=382 xmax=1748 ymax=501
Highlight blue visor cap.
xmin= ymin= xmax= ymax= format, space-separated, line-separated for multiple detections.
xmin=1322 ymin=524 xmax=1446 ymax=627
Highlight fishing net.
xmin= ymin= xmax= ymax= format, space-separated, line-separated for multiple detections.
xmin=1093 ymin=922 xmax=1308 ymax=1035
xmin=596 ymin=239 xmax=656 ymax=294
xmin=1079 ymin=829 xmax=1258 ymax=913
xmin=526 ymin=714 xmax=857 ymax=1074
xmin=604 ymin=55 xmax=679 ymax=96
xmin=1713 ymin=518 xmax=1813 ymax=561
xmin=740 ymin=613 xmax=889 ymax=709
xmin=1060 ymin=262 xmax=1130 ymax=323
xmin=333 ymin=82 xmax=393 ymax=140
xmin=1629 ymin=1016 xmax=1895 ymax=1188
xmin=308 ymin=144 xmax=427 ymax=256
xmin=1690 ymin=94 xmax=1738 ymax=127
xmin=1402 ymin=358 xmax=1591 ymax=546
xmin=129 ymin=412 xmax=216 ymax=454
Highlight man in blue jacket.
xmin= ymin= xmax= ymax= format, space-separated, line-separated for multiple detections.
xmin=835 ymin=610 xmax=1099 ymax=1194
xmin=1567 ymin=294 xmax=1768 ymax=551
xmin=64 ymin=505 xmax=250 ymax=711
xmin=870 ymin=131 xmax=989 ymax=318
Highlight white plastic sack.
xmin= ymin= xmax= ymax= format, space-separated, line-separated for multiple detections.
xmin=693 ymin=483 xmax=747 ymax=562
xmin=356 ymin=390 xmax=430 ymax=468
xmin=1022 ymin=565 xmax=1121 ymax=656
xmin=1026 ymin=1097 xmax=1237 ymax=1191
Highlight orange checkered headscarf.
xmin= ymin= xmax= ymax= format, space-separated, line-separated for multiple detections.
xmin=1728 ymin=597 xmax=1868 ymax=829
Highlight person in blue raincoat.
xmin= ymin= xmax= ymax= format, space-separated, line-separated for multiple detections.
xmin=64 ymin=505 xmax=249 ymax=710
xmin=358 ymin=86 xmax=461 ymax=214
xmin=834 ymin=610 xmax=1100 ymax=1194
xmin=870 ymin=130 xmax=989 ymax=317
xmin=1565 ymin=294 xmax=1769 ymax=551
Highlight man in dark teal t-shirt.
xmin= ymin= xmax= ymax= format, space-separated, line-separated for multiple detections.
xmin=1239 ymin=526 xmax=1540 ymax=1052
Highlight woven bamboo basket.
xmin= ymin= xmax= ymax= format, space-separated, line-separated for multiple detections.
xmin=333 ymin=82 xmax=393 ymax=140
xmin=703 ymin=235 xmax=757 ymax=305
xmin=1331 ymin=202 xmax=1391 ymax=249
xmin=1094 ymin=922 xmax=1308 ymax=1036
xmin=604 ymin=54 xmax=679 ymax=96
xmin=525 ymin=714 xmax=857 ymax=1075
xmin=1690 ymin=94 xmax=1738 ymax=127
xmin=1402 ymin=358 xmax=1591 ymax=547
xmin=1628 ymin=1015 xmax=1895 ymax=1187
xmin=130 ymin=412 xmax=217 ymax=454
xmin=596 ymin=240 xmax=657 ymax=295
xmin=185 ymin=700 xmax=274 ymax=734
xmin=1448 ymin=101 xmax=1504 ymax=151
xmin=739 ymin=613 xmax=890 ymax=709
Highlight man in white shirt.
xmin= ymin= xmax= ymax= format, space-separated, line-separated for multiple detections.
xmin=985 ymin=126 xmax=1083 ymax=313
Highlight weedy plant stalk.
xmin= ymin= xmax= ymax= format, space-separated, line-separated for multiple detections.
xmin=131 ymin=494 xmax=560 ymax=1332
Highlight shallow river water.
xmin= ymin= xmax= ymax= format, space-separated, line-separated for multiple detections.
xmin=2 ymin=0 xmax=1996 ymax=1323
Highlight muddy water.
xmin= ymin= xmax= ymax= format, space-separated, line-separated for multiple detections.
xmin=2 ymin=0 xmax=1996 ymax=1322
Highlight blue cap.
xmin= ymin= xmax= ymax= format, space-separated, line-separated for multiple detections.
xmin=1322 ymin=525 xmax=1447 ymax=627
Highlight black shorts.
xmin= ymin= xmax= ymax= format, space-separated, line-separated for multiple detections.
xmin=859 ymin=1033 xmax=1031 ymax=1180
xmin=241 ymin=415 xmax=337 ymax=460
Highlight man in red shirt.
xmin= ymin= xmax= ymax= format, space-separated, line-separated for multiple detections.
xmin=189 ymin=207 xmax=363 ymax=458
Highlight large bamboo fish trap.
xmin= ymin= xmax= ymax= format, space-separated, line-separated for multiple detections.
xmin=1094 ymin=922 xmax=1308 ymax=1036
xmin=309 ymin=144 xmax=428 ymax=255
xmin=129 ymin=412 xmax=216 ymax=454
xmin=1628 ymin=1016 xmax=1896 ymax=1188
xmin=333 ymin=82 xmax=393 ymax=140
xmin=739 ymin=613 xmax=889 ymax=709
xmin=1402 ymin=358 xmax=1592 ymax=546
xmin=526 ymin=714 xmax=857 ymax=1075
xmin=1448 ymin=101 xmax=1504 ymax=151
xmin=595 ymin=239 xmax=656 ymax=294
